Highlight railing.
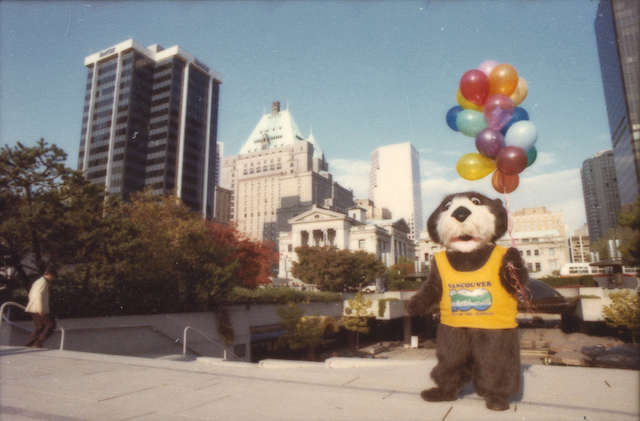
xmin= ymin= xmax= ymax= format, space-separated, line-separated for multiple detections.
xmin=0 ymin=301 xmax=66 ymax=350
xmin=182 ymin=325 xmax=241 ymax=361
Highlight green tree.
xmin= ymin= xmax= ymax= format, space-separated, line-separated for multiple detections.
xmin=276 ymin=302 xmax=337 ymax=360
xmin=603 ymin=290 xmax=640 ymax=343
xmin=0 ymin=139 xmax=108 ymax=289
xmin=341 ymin=292 xmax=373 ymax=350
xmin=617 ymin=199 xmax=640 ymax=266
xmin=291 ymin=246 xmax=385 ymax=292
xmin=387 ymin=257 xmax=421 ymax=291
xmin=591 ymin=198 xmax=640 ymax=266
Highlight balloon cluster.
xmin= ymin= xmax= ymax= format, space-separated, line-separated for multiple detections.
xmin=446 ymin=60 xmax=538 ymax=194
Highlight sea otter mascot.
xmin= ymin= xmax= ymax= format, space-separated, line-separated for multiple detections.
xmin=408 ymin=191 xmax=528 ymax=411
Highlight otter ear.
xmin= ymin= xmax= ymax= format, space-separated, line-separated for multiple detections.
xmin=492 ymin=198 xmax=508 ymax=241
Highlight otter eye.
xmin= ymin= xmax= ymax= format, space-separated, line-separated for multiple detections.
xmin=443 ymin=201 xmax=452 ymax=210
xmin=470 ymin=197 xmax=481 ymax=205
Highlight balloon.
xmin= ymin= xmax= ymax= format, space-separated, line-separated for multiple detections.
xmin=456 ymin=110 xmax=487 ymax=137
xmin=501 ymin=107 xmax=529 ymax=135
xmin=475 ymin=128 xmax=505 ymax=159
xmin=526 ymin=146 xmax=537 ymax=167
xmin=489 ymin=64 xmax=519 ymax=96
xmin=446 ymin=106 xmax=463 ymax=131
xmin=492 ymin=170 xmax=519 ymax=194
xmin=460 ymin=69 xmax=489 ymax=106
xmin=478 ymin=60 xmax=499 ymax=77
xmin=505 ymin=120 xmax=538 ymax=150
xmin=483 ymin=94 xmax=514 ymax=130
xmin=457 ymin=89 xmax=483 ymax=111
xmin=509 ymin=77 xmax=528 ymax=106
xmin=456 ymin=153 xmax=496 ymax=180
xmin=496 ymin=146 xmax=528 ymax=175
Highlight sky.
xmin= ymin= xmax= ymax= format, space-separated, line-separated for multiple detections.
xmin=0 ymin=0 xmax=611 ymax=233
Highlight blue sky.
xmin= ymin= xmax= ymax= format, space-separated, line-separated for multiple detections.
xmin=1 ymin=0 xmax=610 ymax=232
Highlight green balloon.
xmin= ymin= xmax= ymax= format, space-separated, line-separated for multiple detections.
xmin=526 ymin=146 xmax=537 ymax=167
xmin=456 ymin=110 xmax=487 ymax=137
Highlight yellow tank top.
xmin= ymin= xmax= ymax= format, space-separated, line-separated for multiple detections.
xmin=437 ymin=246 xmax=518 ymax=329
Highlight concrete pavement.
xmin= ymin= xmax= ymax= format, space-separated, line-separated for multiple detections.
xmin=1 ymin=346 xmax=638 ymax=420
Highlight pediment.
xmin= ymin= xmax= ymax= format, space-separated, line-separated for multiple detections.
xmin=289 ymin=206 xmax=347 ymax=224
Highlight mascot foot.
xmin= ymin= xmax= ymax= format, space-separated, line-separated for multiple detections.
xmin=420 ymin=388 xmax=458 ymax=402
xmin=485 ymin=396 xmax=510 ymax=411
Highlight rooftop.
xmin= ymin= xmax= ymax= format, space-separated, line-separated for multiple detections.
xmin=1 ymin=346 xmax=637 ymax=420
xmin=239 ymin=101 xmax=324 ymax=159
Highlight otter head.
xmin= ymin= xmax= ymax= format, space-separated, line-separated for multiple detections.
xmin=427 ymin=191 xmax=507 ymax=253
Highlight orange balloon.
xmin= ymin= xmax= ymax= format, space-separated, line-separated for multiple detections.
xmin=489 ymin=64 xmax=519 ymax=96
xmin=457 ymin=89 xmax=483 ymax=111
xmin=509 ymin=77 xmax=528 ymax=106
xmin=491 ymin=169 xmax=519 ymax=194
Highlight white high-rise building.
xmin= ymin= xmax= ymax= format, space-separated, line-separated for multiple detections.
xmin=221 ymin=101 xmax=354 ymax=245
xmin=369 ymin=142 xmax=423 ymax=241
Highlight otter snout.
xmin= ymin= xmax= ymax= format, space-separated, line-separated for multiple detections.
xmin=451 ymin=206 xmax=471 ymax=222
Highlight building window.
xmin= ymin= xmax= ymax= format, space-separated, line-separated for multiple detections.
xmin=534 ymin=249 xmax=539 ymax=256
xmin=359 ymin=239 xmax=365 ymax=249
xmin=535 ymin=263 xmax=541 ymax=272
xmin=526 ymin=250 xmax=531 ymax=256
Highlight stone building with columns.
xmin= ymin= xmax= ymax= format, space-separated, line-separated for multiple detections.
xmin=277 ymin=205 xmax=415 ymax=281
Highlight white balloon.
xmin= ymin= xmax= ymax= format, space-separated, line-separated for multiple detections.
xmin=505 ymin=121 xmax=537 ymax=151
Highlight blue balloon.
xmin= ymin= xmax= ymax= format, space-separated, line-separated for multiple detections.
xmin=500 ymin=107 xmax=530 ymax=135
xmin=446 ymin=106 xmax=463 ymax=131
xmin=456 ymin=110 xmax=487 ymax=137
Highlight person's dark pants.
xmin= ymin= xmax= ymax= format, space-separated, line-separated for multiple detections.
xmin=25 ymin=313 xmax=54 ymax=347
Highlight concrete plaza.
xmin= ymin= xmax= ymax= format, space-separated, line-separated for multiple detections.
xmin=0 ymin=346 xmax=638 ymax=420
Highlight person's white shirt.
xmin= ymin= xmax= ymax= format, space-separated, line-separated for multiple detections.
xmin=25 ymin=276 xmax=50 ymax=314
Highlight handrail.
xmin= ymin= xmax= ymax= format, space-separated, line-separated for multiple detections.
xmin=182 ymin=325 xmax=241 ymax=361
xmin=0 ymin=301 xmax=66 ymax=350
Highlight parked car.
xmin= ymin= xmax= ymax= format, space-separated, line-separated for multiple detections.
xmin=520 ymin=278 xmax=580 ymax=332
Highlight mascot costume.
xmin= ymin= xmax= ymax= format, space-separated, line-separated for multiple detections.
xmin=408 ymin=191 xmax=528 ymax=411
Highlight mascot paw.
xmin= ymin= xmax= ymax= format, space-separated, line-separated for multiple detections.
xmin=420 ymin=388 xmax=458 ymax=402
xmin=485 ymin=396 xmax=510 ymax=411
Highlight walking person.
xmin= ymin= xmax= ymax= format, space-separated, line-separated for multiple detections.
xmin=24 ymin=266 xmax=57 ymax=348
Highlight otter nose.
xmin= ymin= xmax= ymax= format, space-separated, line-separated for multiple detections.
xmin=451 ymin=206 xmax=471 ymax=222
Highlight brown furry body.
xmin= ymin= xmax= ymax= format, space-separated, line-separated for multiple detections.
xmin=408 ymin=192 xmax=528 ymax=411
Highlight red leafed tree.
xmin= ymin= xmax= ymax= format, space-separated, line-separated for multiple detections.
xmin=205 ymin=221 xmax=278 ymax=288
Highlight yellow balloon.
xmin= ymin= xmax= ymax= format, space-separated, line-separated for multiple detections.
xmin=509 ymin=77 xmax=528 ymax=106
xmin=457 ymin=89 xmax=483 ymax=111
xmin=456 ymin=153 xmax=496 ymax=181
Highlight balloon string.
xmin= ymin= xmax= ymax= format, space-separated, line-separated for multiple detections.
xmin=503 ymin=192 xmax=532 ymax=312
xmin=503 ymin=192 xmax=516 ymax=248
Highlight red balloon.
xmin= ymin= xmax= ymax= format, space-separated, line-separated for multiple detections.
xmin=460 ymin=69 xmax=489 ymax=106
xmin=496 ymin=146 xmax=527 ymax=175
xmin=492 ymin=169 xmax=519 ymax=194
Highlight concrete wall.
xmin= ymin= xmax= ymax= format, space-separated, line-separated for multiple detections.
xmin=1 ymin=302 xmax=345 ymax=361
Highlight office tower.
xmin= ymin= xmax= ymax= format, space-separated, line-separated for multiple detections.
xmin=220 ymin=101 xmax=354 ymax=244
xmin=78 ymin=39 xmax=221 ymax=218
xmin=369 ymin=142 xmax=423 ymax=240
xmin=595 ymin=0 xmax=640 ymax=205
xmin=496 ymin=207 xmax=569 ymax=277
xmin=581 ymin=150 xmax=621 ymax=241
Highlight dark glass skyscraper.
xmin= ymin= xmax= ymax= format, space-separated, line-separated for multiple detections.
xmin=581 ymin=150 xmax=621 ymax=241
xmin=595 ymin=0 xmax=640 ymax=206
xmin=78 ymin=39 xmax=221 ymax=218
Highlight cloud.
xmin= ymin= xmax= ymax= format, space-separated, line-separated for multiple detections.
xmin=421 ymin=168 xmax=587 ymax=233
xmin=330 ymin=156 xmax=587 ymax=234
xmin=329 ymin=158 xmax=370 ymax=198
